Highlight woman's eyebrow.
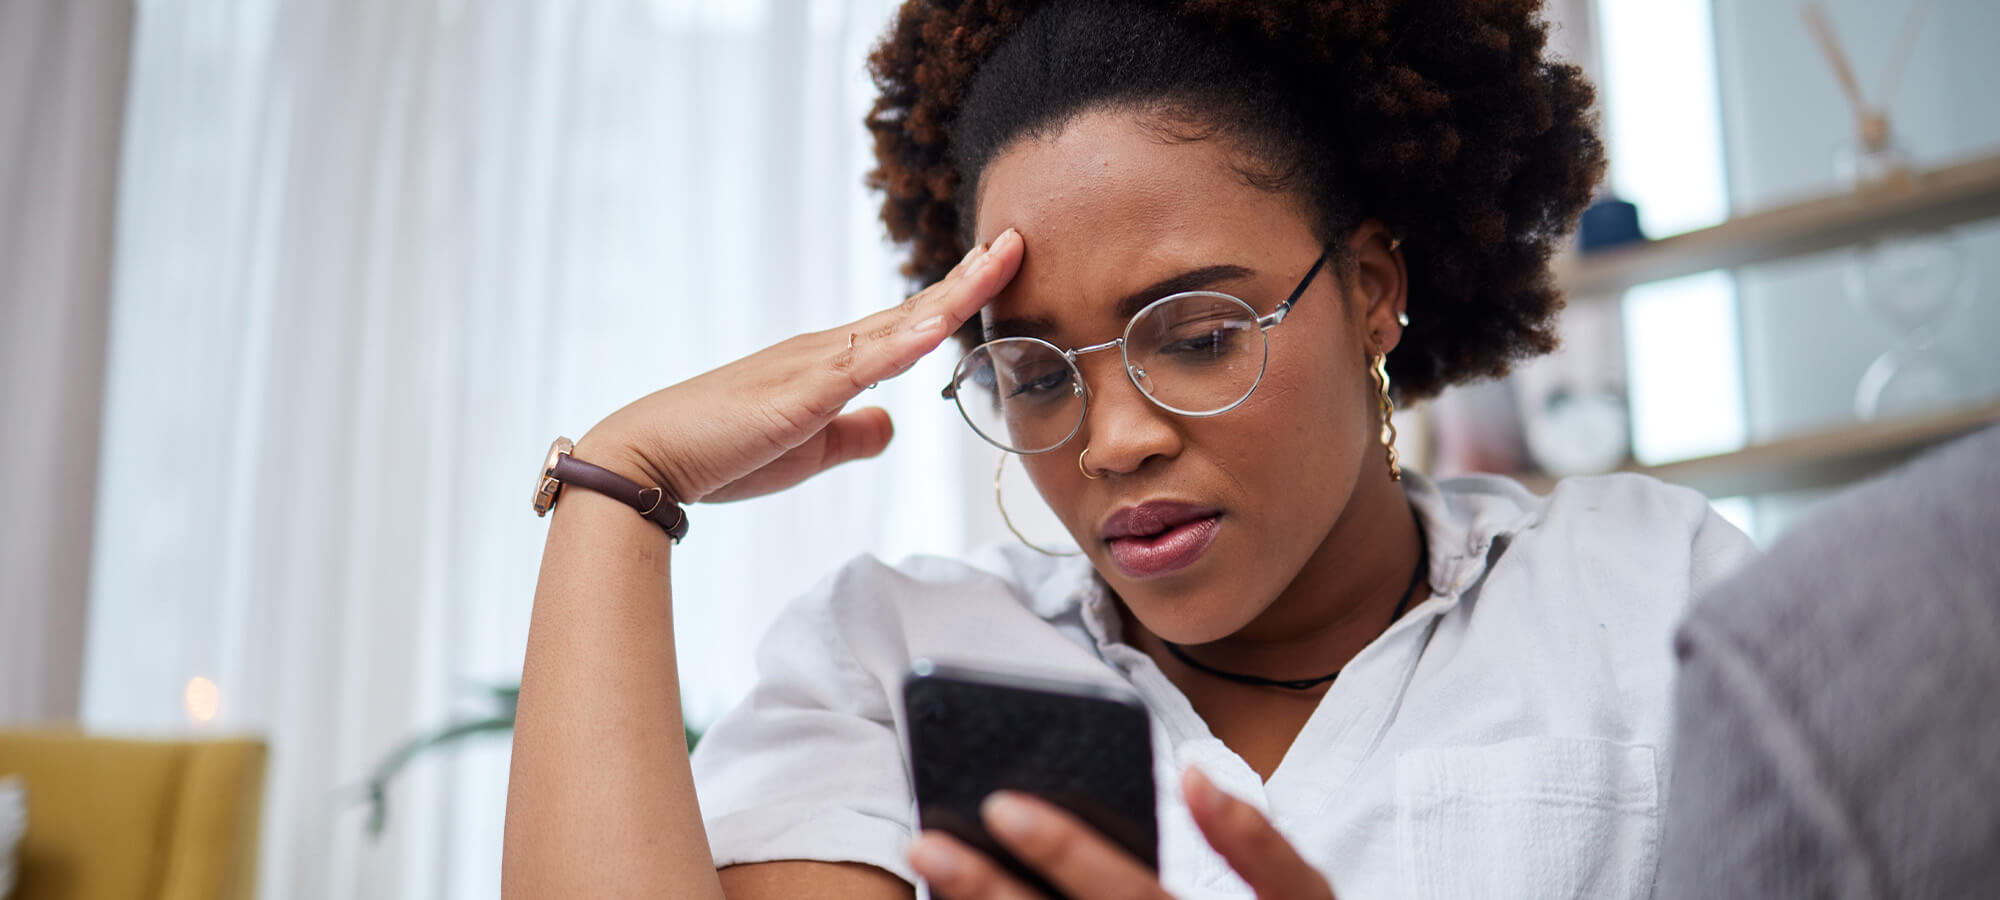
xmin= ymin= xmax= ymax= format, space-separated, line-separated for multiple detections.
xmin=986 ymin=264 xmax=1258 ymax=340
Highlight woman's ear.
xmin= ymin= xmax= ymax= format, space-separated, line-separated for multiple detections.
xmin=1346 ymin=221 xmax=1408 ymax=355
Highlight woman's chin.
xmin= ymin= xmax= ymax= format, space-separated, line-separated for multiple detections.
xmin=1111 ymin=582 xmax=1262 ymax=647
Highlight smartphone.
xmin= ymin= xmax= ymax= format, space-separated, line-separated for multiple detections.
xmin=903 ymin=659 xmax=1157 ymax=898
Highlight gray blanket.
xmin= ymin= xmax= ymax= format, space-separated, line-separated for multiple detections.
xmin=1658 ymin=424 xmax=2000 ymax=899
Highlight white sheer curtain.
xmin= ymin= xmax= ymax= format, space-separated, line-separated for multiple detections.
xmin=0 ymin=0 xmax=131 ymax=725
xmin=83 ymin=1 xmax=971 ymax=897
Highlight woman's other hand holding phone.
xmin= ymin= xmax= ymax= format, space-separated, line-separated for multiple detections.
xmin=910 ymin=767 xmax=1340 ymax=900
xmin=581 ymin=228 xmax=1023 ymax=504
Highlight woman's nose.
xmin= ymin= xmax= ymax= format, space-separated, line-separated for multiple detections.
xmin=1073 ymin=350 xmax=1181 ymax=475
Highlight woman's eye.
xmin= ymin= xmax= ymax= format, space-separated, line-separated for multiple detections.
xmin=1005 ymin=368 xmax=1071 ymax=399
xmin=1166 ymin=333 xmax=1223 ymax=354
xmin=1161 ymin=327 xmax=1238 ymax=358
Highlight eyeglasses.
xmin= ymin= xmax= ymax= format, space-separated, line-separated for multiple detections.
xmin=942 ymin=250 xmax=1331 ymax=454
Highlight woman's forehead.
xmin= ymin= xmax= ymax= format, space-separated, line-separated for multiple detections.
xmin=971 ymin=112 xmax=1316 ymax=334
xmin=972 ymin=111 xmax=1298 ymax=247
xmin=975 ymin=113 xmax=1310 ymax=276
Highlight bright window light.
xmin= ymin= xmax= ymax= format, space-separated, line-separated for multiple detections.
xmin=1597 ymin=0 xmax=1747 ymax=465
xmin=1596 ymin=0 xmax=1730 ymax=236
xmin=1623 ymin=271 xmax=1749 ymax=463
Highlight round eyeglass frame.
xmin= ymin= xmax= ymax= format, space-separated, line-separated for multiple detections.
xmin=942 ymin=249 xmax=1331 ymax=455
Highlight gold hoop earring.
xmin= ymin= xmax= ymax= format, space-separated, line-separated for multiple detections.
xmin=1371 ymin=351 xmax=1403 ymax=482
xmin=1078 ymin=446 xmax=1104 ymax=480
xmin=996 ymin=454 xmax=1083 ymax=557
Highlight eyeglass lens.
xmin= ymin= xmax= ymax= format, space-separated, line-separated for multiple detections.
xmin=951 ymin=292 xmax=1268 ymax=453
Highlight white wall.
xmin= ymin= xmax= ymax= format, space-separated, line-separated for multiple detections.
xmin=1710 ymin=0 xmax=2000 ymax=534
xmin=1713 ymin=0 xmax=2000 ymax=441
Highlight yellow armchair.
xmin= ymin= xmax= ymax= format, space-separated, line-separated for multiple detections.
xmin=0 ymin=731 xmax=265 ymax=900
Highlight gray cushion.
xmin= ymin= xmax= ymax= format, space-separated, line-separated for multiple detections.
xmin=1659 ymin=425 xmax=2000 ymax=899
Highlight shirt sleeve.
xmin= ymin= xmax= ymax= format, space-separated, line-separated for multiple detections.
xmin=688 ymin=559 xmax=918 ymax=884
xmin=1685 ymin=498 xmax=1759 ymax=609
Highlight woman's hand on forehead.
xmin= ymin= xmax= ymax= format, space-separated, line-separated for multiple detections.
xmin=574 ymin=228 xmax=1023 ymax=506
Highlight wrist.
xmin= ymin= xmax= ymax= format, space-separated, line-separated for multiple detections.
xmin=541 ymin=433 xmax=691 ymax=543
xmin=573 ymin=428 xmax=691 ymax=504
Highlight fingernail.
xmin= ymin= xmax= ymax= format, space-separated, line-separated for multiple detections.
xmin=908 ymin=314 xmax=946 ymax=335
xmin=976 ymin=228 xmax=1015 ymax=259
xmin=909 ymin=835 xmax=959 ymax=883
xmin=1184 ymin=767 xmax=1221 ymax=817
xmin=983 ymin=792 xmax=1039 ymax=839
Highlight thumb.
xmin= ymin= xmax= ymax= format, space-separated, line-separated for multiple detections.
xmin=820 ymin=407 xmax=895 ymax=466
xmin=1185 ymin=767 xmax=1338 ymax=900
xmin=697 ymin=407 xmax=895 ymax=503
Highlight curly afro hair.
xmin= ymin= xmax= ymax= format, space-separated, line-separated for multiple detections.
xmin=864 ymin=0 xmax=1605 ymax=401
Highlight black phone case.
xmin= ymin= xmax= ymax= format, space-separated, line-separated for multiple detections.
xmin=904 ymin=662 xmax=1157 ymax=899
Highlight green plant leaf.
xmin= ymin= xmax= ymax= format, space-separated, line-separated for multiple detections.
xmin=354 ymin=681 xmax=703 ymax=839
xmin=358 ymin=715 xmax=516 ymax=840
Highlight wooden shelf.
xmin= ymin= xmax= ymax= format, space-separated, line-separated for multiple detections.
xmin=1558 ymin=152 xmax=2000 ymax=298
xmin=1516 ymin=401 xmax=2000 ymax=498
xmin=1533 ymin=155 xmax=2000 ymax=498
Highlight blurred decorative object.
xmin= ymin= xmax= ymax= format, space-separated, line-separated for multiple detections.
xmin=355 ymin=683 xmax=700 ymax=840
xmin=1514 ymin=301 xmax=1632 ymax=477
xmin=0 ymin=731 xmax=266 ymax=900
xmin=1800 ymin=0 xmax=1934 ymax=193
xmin=1801 ymin=0 xmax=1973 ymax=421
xmin=0 ymin=776 xmax=22 ymax=899
xmin=1832 ymin=115 xmax=1912 ymax=193
xmin=1428 ymin=380 xmax=1529 ymax=479
xmin=1477 ymin=207 xmax=1689 ymax=480
xmin=1578 ymin=194 xmax=1647 ymax=253
xmin=1845 ymin=231 xmax=1977 ymax=421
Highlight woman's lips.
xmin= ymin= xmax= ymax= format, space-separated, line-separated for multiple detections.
xmin=1105 ymin=513 xmax=1221 ymax=578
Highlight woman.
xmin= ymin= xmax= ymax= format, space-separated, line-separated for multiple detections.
xmin=503 ymin=2 xmax=1755 ymax=898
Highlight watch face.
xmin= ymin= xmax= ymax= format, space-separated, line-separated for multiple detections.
xmin=533 ymin=437 xmax=575 ymax=516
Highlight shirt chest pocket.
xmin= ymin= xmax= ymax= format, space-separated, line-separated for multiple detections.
xmin=1393 ymin=737 xmax=1661 ymax=900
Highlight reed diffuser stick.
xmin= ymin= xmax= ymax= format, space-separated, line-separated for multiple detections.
xmin=1800 ymin=3 xmax=1867 ymax=115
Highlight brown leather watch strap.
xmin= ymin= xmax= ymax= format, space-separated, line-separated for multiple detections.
xmin=545 ymin=449 xmax=689 ymax=543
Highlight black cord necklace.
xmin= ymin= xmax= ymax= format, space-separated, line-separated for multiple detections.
xmin=1161 ymin=528 xmax=1428 ymax=691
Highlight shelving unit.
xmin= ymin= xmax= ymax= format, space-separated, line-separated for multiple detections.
xmin=1517 ymin=402 xmax=2000 ymax=498
xmin=1557 ymin=152 xmax=2000 ymax=299
xmin=1513 ymin=152 xmax=2000 ymax=500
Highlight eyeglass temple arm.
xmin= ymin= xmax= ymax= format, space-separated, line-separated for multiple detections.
xmin=1259 ymin=248 xmax=1332 ymax=328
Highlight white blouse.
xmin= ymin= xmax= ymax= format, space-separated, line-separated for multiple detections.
xmin=689 ymin=471 xmax=1756 ymax=899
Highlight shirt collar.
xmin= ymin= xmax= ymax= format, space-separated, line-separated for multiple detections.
xmin=1050 ymin=469 xmax=1542 ymax=655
